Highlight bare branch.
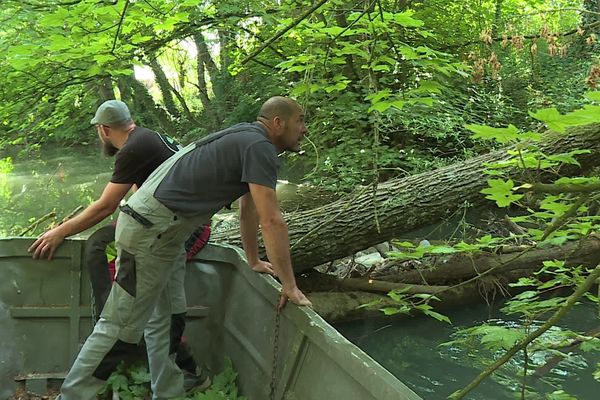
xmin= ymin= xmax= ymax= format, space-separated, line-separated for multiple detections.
xmin=240 ymin=0 xmax=331 ymax=66
xmin=111 ymin=0 xmax=130 ymax=55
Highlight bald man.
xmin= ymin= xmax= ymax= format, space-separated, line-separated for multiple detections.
xmin=56 ymin=96 xmax=312 ymax=400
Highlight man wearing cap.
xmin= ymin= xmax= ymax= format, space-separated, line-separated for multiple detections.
xmin=53 ymin=96 xmax=313 ymax=400
xmin=29 ymin=100 xmax=210 ymax=395
xmin=29 ymin=99 xmax=181 ymax=259
xmin=29 ymin=100 xmax=181 ymax=259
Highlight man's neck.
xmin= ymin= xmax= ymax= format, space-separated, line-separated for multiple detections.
xmin=114 ymin=124 xmax=136 ymax=149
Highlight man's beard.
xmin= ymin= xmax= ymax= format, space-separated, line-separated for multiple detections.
xmin=101 ymin=140 xmax=118 ymax=157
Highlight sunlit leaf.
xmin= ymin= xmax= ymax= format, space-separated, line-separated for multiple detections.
xmin=465 ymin=124 xmax=520 ymax=144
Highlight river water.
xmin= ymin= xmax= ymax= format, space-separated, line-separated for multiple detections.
xmin=2 ymin=146 xmax=598 ymax=399
xmin=0 ymin=146 xmax=113 ymax=237
xmin=0 ymin=145 xmax=334 ymax=237
xmin=337 ymin=300 xmax=600 ymax=399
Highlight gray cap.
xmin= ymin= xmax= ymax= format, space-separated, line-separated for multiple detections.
xmin=90 ymin=100 xmax=131 ymax=125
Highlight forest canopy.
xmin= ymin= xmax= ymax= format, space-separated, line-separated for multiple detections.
xmin=1 ymin=0 xmax=598 ymax=191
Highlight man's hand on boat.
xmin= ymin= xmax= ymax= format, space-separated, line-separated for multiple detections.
xmin=250 ymin=259 xmax=276 ymax=276
xmin=279 ymin=285 xmax=312 ymax=309
xmin=28 ymin=227 xmax=66 ymax=260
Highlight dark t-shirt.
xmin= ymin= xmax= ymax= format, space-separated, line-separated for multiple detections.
xmin=111 ymin=127 xmax=180 ymax=188
xmin=154 ymin=122 xmax=281 ymax=217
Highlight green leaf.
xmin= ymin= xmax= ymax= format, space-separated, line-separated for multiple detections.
xmin=417 ymin=80 xmax=442 ymax=94
xmin=585 ymin=91 xmax=600 ymax=102
xmin=519 ymin=131 xmax=543 ymax=141
xmin=477 ymin=235 xmax=494 ymax=245
xmin=539 ymin=198 xmax=572 ymax=215
xmin=413 ymin=97 xmax=435 ymax=106
xmin=380 ymin=307 xmax=402 ymax=315
xmin=429 ymin=245 xmax=459 ymax=254
xmin=48 ymin=35 xmax=72 ymax=51
xmin=39 ymin=7 xmax=70 ymax=27
xmin=365 ymin=89 xmax=391 ymax=103
xmin=392 ymin=12 xmax=424 ymax=28
xmin=475 ymin=326 xmax=525 ymax=350
xmin=481 ymin=179 xmax=524 ymax=207
xmin=93 ymin=54 xmax=114 ymax=65
xmin=398 ymin=46 xmax=419 ymax=60
xmin=422 ymin=309 xmax=451 ymax=324
xmin=412 ymin=293 xmax=440 ymax=301
xmin=372 ymin=64 xmax=391 ymax=72
xmin=580 ymin=338 xmax=600 ymax=352
xmin=546 ymin=390 xmax=578 ymax=400
xmin=465 ymin=124 xmax=520 ymax=144
xmin=555 ymin=176 xmax=599 ymax=185
xmin=415 ymin=304 xmax=450 ymax=323
xmin=324 ymin=81 xmax=349 ymax=93
xmin=369 ymin=101 xmax=392 ymax=113
xmin=529 ymin=106 xmax=600 ymax=133
xmin=357 ymin=299 xmax=382 ymax=309
xmin=321 ymin=26 xmax=346 ymax=37
xmin=454 ymin=241 xmax=480 ymax=252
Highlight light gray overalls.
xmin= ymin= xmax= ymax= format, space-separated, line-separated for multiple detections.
xmin=58 ymin=142 xmax=210 ymax=400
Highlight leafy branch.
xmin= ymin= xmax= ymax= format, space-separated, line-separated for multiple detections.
xmin=448 ymin=263 xmax=600 ymax=399
xmin=240 ymin=0 xmax=330 ymax=65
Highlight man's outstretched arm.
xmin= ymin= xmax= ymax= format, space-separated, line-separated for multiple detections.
xmin=28 ymin=182 xmax=131 ymax=260
xmin=246 ymin=182 xmax=312 ymax=308
xmin=239 ymin=192 xmax=276 ymax=275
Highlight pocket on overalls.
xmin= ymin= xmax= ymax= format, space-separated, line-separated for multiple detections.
xmin=103 ymin=250 xmax=137 ymax=327
xmin=149 ymin=218 xmax=193 ymax=257
xmin=127 ymin=189 xmax=161 ymax=217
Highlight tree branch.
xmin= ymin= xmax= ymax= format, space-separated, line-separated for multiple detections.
xmin=240 ymin=0 xmax=331 ymax=65
xmin=448 ymin=263 xmax=600 ymax=399
xmin=445 ymin=20 xmax=600 ymax=50
xmin=111 ymin=0 xmax=130 ymax=54
xmin=524 ymin=182 xmax=600 ymax=194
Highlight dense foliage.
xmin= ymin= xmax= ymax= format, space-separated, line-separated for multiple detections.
xmin=1 ymin=0 xmax=600 ymax=398
xmin=1 ymin=0 xmax=598 ymax=189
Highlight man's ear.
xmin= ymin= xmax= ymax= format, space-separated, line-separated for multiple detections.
xmin=272 ymin=116 xmax=285 ymax=132
xmin=98 ymin=125 xmax=110 ymax=138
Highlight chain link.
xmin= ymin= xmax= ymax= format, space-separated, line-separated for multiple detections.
xmin=269 ymin=296 xmax=282 ymax=400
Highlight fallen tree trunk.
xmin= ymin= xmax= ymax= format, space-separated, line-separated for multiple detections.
xmin=308 ymin=279 xmax=496 ymax=323
xmin=213 ymin=124 xmax=600 ymax=272
xmin=302 ymin=235 xmax=600 ymax=322
xmin=376 ymin=234 xmax=600 ymax=285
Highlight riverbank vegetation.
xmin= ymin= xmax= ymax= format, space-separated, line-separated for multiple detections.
xmin=2 ymin=0 xmax=600 ymax=398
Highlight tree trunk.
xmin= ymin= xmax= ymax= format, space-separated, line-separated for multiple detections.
xmin=308 ymin=281 xmax=489 ymax=323
xmin=148 ymin=58 xmax=180 ymax=119
xmin=491 ymin=0 xmax=503 ymax=39
xmin=376 ymin=234 xmax=600 ymax=285
xmin=98 ymin=77 xmax=115 ymax=101
xmin=212 ymin=123 xmax=600 ymax=272
xmin=119 ymin=74 xmax=178 ymax=135
xmin=192 ymin=32 xmax=219 ymax=129
xmin=301 ymin=235 xmax=600 ymax=322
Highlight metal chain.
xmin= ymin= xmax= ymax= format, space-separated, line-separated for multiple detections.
xmin=269 ymin=297 xmax=282 ymax=400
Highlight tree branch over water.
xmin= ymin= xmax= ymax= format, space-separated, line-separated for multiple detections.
xmin=448 ymin=263 xmax=600 ymax=400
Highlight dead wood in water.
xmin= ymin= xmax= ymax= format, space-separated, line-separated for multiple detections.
xmin=376 ymin=235 xmax=600 ymax=285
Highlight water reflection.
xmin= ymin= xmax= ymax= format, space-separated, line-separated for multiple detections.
xmin=0 ymin=147 xmax=337 ymax=237
xmin=336 ymin=301 xmax=600 ymax=399
xmin=0 ymin=147 xmax=113 ymax=237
